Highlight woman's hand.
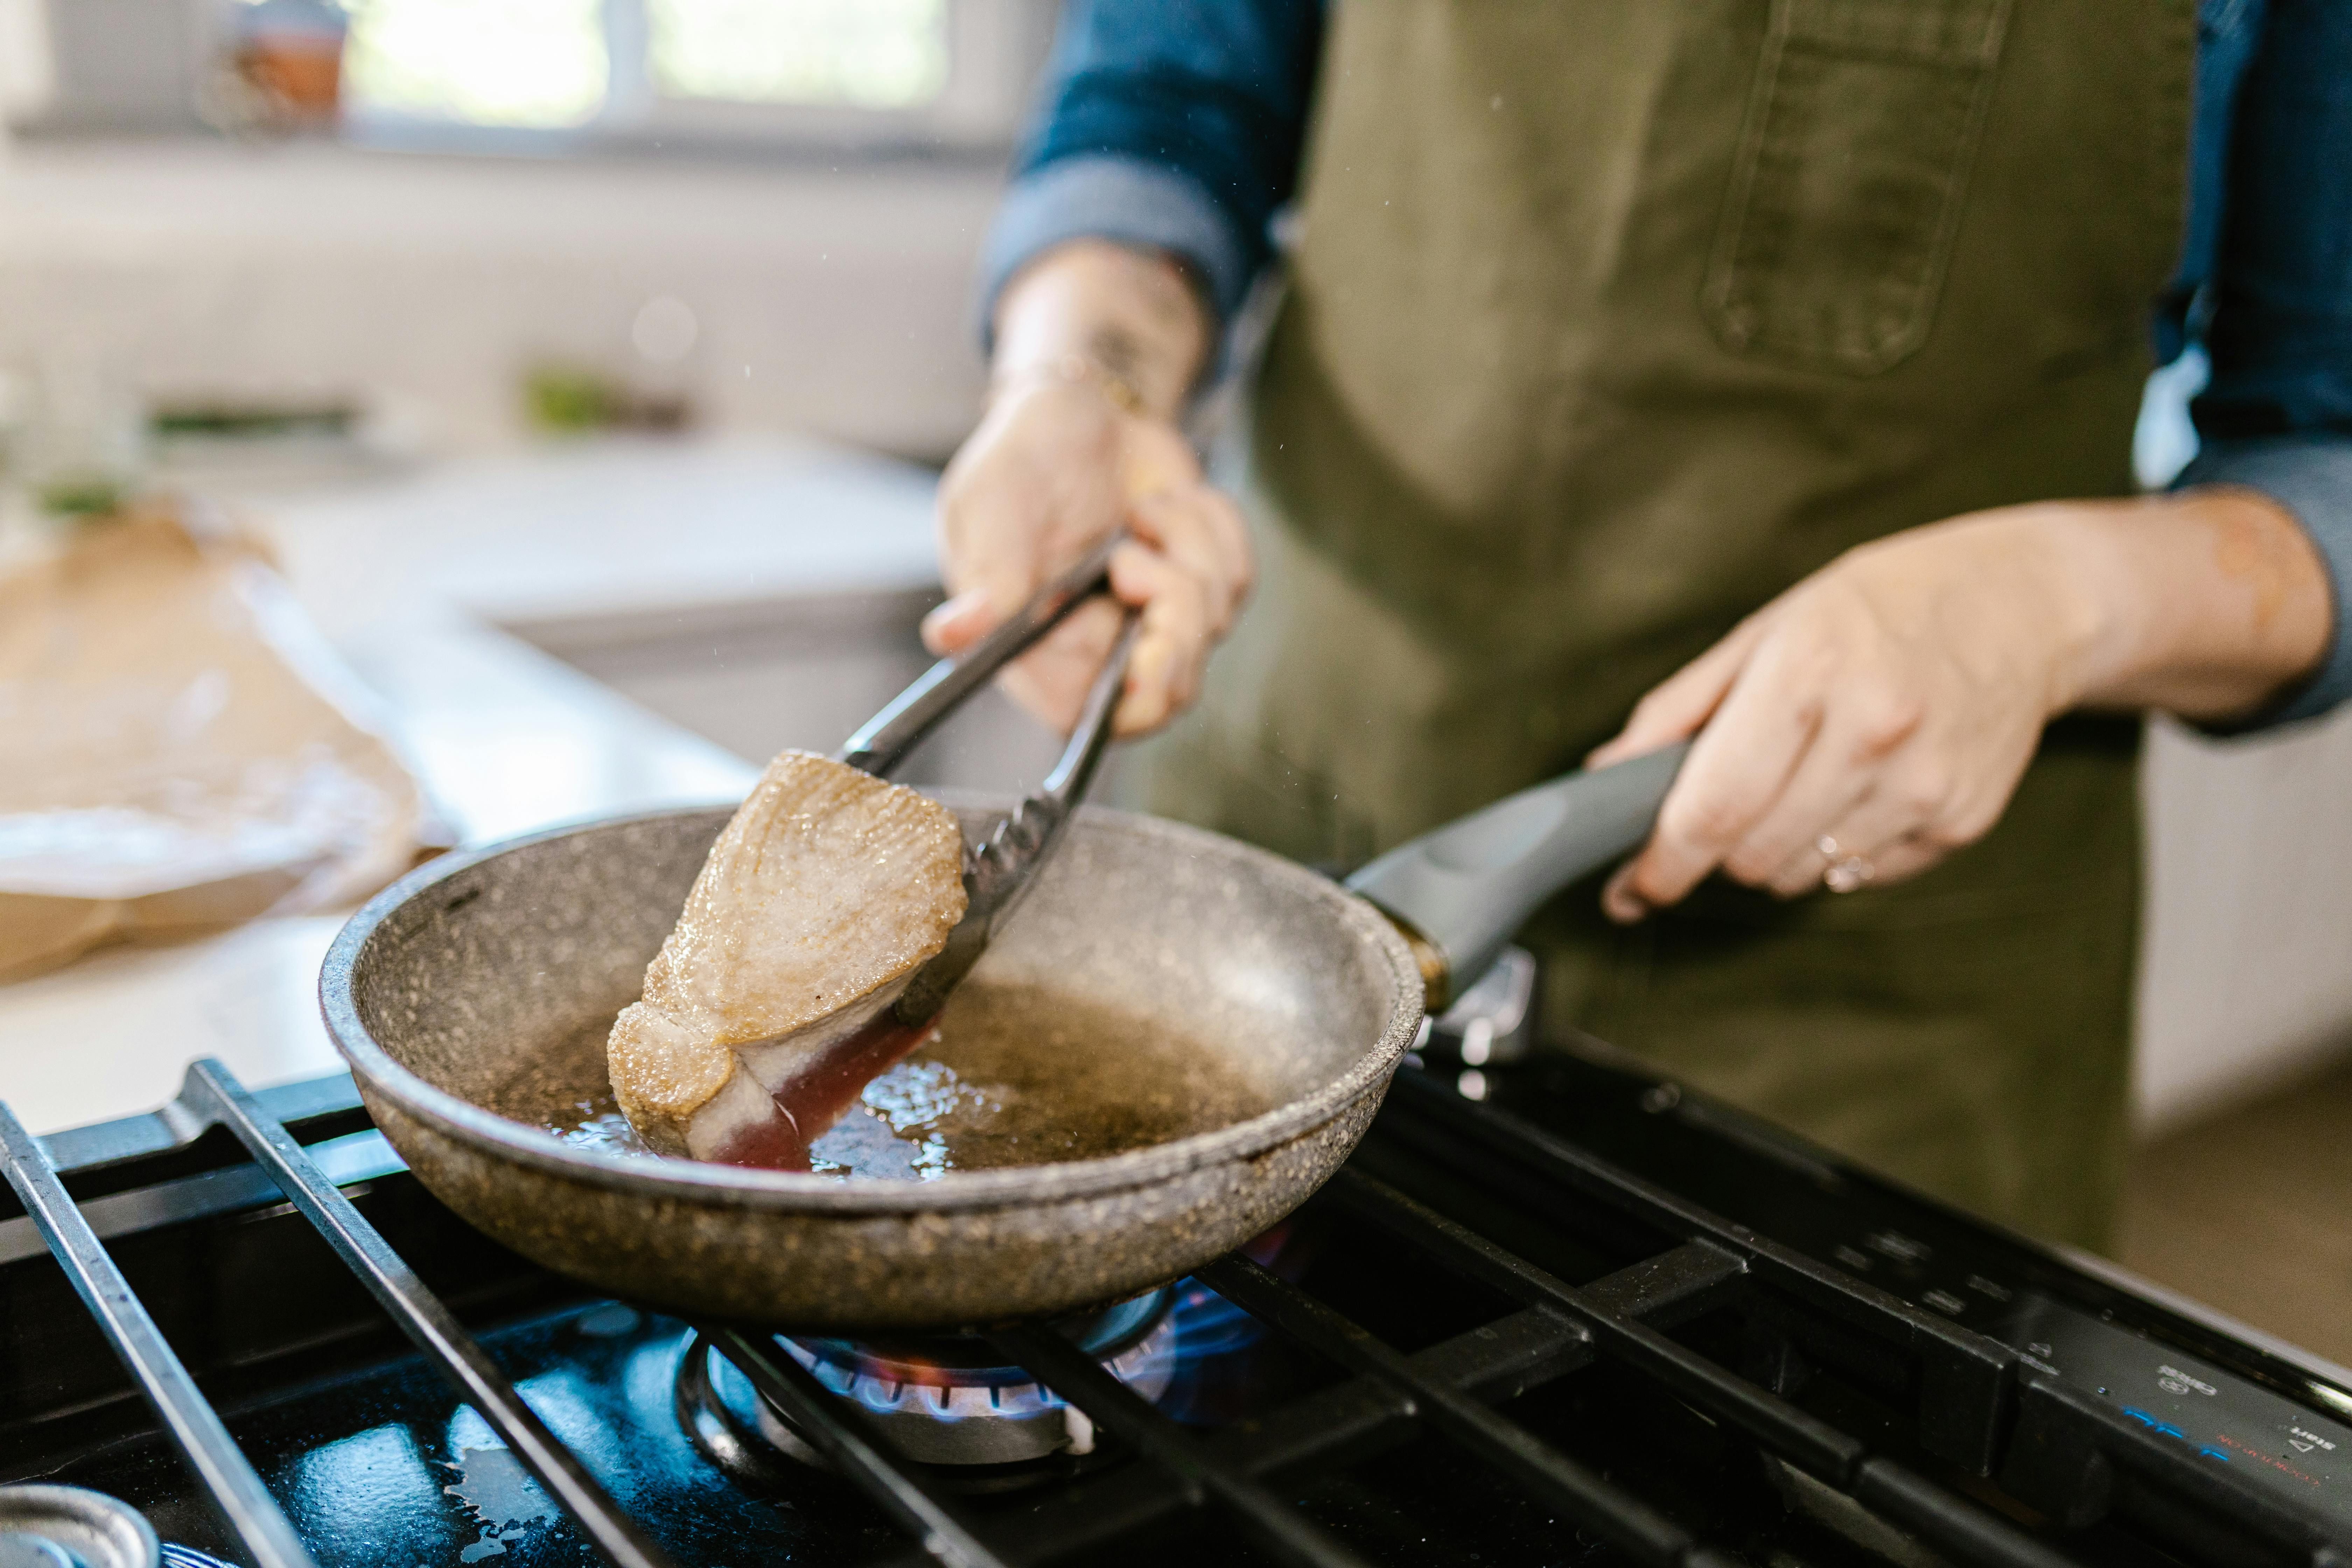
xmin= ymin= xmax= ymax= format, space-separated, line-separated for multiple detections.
xmin=929 ymin=372 xmax=1251 ymax=737
xmin=1588 ymin=491 xmax=2331 ymax=921
xmin=928 ymin=240 xmax=1252 ymax=738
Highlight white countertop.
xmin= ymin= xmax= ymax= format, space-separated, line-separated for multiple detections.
xmin=0 ymin=436 xmax=944 ymax=1133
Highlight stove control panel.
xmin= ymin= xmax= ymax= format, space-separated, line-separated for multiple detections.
xmin=1998 ymin=1296 xmax=2352 ymax=1531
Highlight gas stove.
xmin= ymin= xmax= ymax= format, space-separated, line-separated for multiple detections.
xmin=0 ymin=1029 xmax=2345 ymax=1568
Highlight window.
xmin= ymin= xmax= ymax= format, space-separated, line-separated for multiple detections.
xmin=343 ymin=0 xmax=610 ymax=129
xmin=3 ymin=0 xmax=1045 ymax=152
xmin=337 ymin=0 xmax=1036 ymax=150
xmin=647 ymin=0 xmax=949 ymax=110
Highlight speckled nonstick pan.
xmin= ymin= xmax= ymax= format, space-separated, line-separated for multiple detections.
xmin=319 ymin=797 xmax=1424 ymax=1331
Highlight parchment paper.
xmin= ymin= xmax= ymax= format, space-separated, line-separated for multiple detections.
xmin=0 ymin=501 xmax=436 ymax=980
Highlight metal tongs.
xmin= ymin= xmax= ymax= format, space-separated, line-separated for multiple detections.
xmin=834 ymin=533 xmax=1141 ymax=1028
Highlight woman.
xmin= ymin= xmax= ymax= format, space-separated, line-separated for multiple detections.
xmin=925 ymin=0 xmax=2351 ymax=1248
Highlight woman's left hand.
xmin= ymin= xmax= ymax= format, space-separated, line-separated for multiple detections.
xmin=1586 ymin=492 xmax=2331 ymax=922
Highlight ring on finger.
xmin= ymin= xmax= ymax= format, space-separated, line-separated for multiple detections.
xmin=1816 ymin=836 xmax=1876 ymax=894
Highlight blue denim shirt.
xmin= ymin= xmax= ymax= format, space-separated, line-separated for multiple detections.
xmin=981 ymin=0 xmax=2352 ymax=729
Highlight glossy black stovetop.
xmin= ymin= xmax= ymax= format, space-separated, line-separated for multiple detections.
xmin=0 ymin=1038 xmax=2345 ymax=1568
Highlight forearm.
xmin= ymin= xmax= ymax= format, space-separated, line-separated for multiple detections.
xmin=990 ymin=240 xmax=1211 ymax=424
xmin=1594 ymin=485 xmax=2333 ymax=918
xmin=2048 ymin=488 xmax=2332 ymax=720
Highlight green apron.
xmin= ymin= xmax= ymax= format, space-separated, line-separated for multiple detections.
xmin=1137 ymin=0 xmax=2194 ymax=1250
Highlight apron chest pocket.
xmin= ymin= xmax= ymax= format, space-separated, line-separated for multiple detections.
xmin=1703 ymin=0 xmax=2013 ymax=376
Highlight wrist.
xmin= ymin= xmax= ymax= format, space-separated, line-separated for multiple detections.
xmin=988 ymin=351 xmax=1153 ymax=421
xmin=990 ymin=240 xmax=1208 ymax=421
xmin=2024 ymin=504 xmax=2143 ymax=714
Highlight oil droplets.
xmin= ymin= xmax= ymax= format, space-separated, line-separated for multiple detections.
xmin=807 ymin=1058 xmax=1006 ymax=1181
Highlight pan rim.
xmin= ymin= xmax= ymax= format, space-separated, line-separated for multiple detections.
xmin=320 ymin=798 xmax=1423 ymax=1214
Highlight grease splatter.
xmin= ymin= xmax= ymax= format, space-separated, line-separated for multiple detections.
xmin=442 ymin=1447 xmax=555 ymax=1561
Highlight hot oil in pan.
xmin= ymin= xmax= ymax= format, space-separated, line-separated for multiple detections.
xmin=499 ymin=980 xmax=1278 ymax=1180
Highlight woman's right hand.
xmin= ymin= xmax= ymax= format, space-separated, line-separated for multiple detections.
xmin=927 ymin=242 xmax=1253 ymax=738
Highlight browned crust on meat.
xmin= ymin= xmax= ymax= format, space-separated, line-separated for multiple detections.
xmin=607 ymin=751 xmax=966 ymax=1131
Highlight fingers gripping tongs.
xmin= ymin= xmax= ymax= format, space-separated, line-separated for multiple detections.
xmin=834 ymin=534 xmax=1140 ymax=1028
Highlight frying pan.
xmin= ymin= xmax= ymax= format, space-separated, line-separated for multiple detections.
xmin=324 ymin=528 xmax=1691 ymax=1330
xmin=320 ymin=742 xmax=1684 ymax=1331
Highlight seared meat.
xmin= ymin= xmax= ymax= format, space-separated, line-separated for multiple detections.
xmin=606 ymin=750 xmax=966 ymax=1165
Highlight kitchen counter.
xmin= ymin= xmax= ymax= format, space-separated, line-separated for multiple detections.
xmin=4 ymin=434 xmax=2351 ymax=1140
xmin=0 ymin=437 xmax=943 ymax=1133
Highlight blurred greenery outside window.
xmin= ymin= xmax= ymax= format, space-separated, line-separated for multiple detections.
xmin=649 ymin=0 xmax=948 ymax=109
xmin=341 ymin=0 xmax=951 ymax=130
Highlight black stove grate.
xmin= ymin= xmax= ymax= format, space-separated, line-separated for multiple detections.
xmin=0 ymin=1091 xmax=313 ymax=1568
xmin=0 ymin=1056 xmax=2345 ymax=1568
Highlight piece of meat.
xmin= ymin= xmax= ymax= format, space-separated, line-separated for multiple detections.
xmin=606 ymin=750 xmax=967 ymax=1167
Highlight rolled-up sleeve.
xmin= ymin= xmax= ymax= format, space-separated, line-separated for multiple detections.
xmin=976 ymin=0 xmax=1324 ymax=337
xmin=2180 ymin=0 xmax=2352 ymax=726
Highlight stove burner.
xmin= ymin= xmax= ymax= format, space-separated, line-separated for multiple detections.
xmin=679 ymin=1287 xmax=1180 ymax=1478
xmin=0 ymin=1486 xmax=162 ymax=1568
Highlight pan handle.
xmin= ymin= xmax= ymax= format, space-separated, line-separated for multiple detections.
xmin=1344 ymin=742 xmax=1689 ymax=1010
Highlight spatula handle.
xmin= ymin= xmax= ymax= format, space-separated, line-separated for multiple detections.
xmin=1345 ymin=742 xmax=1689 ymax=1007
